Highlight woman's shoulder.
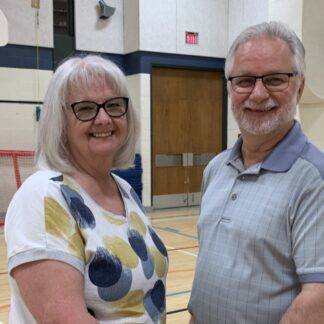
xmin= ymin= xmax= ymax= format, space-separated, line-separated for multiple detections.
xmin=12 ymin=169 xmax=63 ymax=201
xmin=22 ymin=169 xmax=61 ymax=185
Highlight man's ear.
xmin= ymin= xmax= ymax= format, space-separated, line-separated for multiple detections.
xmin=296 ymin=78 xmax=305 ymax=103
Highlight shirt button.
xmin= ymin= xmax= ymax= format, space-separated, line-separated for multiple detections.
xmin=231 ymin=193 xmax=237 ymax=200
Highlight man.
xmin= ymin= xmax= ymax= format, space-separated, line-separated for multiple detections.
xmin=188 ymin=21 xmax=324 ymax=323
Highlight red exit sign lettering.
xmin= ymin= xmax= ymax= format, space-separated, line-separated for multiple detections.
xmin=185 ymin=32 xmax=198 ymax=45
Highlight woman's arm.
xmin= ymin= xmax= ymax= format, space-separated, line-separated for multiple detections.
xmin=12 ymin=260 xmax=98 ymax=324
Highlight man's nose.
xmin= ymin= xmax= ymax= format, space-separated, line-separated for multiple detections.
xmin=249 ymin=79 xmax=270 ymax=101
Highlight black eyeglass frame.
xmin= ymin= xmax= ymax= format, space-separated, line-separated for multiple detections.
xmin=227 ymin=72 xmax=299 ymax=94
xmin=70 ymin=97 xmax=129 ymax=121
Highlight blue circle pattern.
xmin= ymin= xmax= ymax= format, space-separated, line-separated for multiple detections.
xmin=87 ymin=225 xmax=166 ymax=320
xmin=127 ymin=225 xmax=167 ymax=318
xmin=58 ymin=177 xmax=167 ymax=321
xmin=148 ymin=226 xmax=168 ymax=258
xmin=89 ymin=247 xmax=132 ymax=302
xmin=141 ymin=253 xmax=155 ymax=279
xmin=128 ymin=229 xmax=148 ymax=261
xmin=128 ymin=229 xmax=155 ymax=279
xmin=97 ymin=265 xmax=132 ymax=302
xmin=144 ymin=280 xmax=166 ymax=323
xmin=89 ymin=247 xmax=122 ymax=287
xmin=60 ymin=184 xmax=96 ymax=229
xmin=50 ymin=175 xmax=64 ymax=182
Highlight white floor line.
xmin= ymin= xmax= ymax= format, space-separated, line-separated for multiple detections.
xmin=166 ymin=244 xmax=198 ymax=257
xmin=149 ymin=214 xmax=198 ymax=222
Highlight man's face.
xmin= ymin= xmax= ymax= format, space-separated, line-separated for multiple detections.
xmin=228 ymin=37 xmax=304 ymax=136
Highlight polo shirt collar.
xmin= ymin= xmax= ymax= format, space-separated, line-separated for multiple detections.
xmin=227 ymin=120 xmax=307 ymax=172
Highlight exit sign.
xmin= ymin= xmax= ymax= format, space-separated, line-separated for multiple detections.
xmin=185 ymin=32 xmax=198 ymax=44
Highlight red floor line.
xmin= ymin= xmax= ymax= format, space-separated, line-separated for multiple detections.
xmin=0 ymin=271 xmax=8 ymax=276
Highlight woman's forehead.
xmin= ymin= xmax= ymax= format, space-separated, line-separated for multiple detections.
xmin=68 ymin=75 xmax=118 ymax=93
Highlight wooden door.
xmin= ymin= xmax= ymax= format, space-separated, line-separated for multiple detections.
xmin=152 ymin=67 xmax=223 ymax=208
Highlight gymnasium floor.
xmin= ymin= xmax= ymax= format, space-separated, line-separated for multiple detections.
xmin=0 ymin=206 xmax=199 ymax=324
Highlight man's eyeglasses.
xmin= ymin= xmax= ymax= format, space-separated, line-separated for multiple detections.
xmin=71 ymin=97 xmax=129 ymax=121
xmin=228 ymin=72 xmax=299 ymax=94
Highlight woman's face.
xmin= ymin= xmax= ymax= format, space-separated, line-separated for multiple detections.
xmin=65 ymin=79 xmax=127 ymax=169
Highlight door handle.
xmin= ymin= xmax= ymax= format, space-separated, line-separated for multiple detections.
xmin=182 ymin=153 xmax=193 ymax=166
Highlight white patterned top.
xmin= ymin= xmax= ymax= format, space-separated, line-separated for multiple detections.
xmin=5 ymin=169 xmax=168 ymax=323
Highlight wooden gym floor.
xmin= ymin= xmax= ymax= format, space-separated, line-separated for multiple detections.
xmin=0 ymin=206 xmax=199 ymax=324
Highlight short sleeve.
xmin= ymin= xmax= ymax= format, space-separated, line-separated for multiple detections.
xmin=5 ymin=171 xmax=85 ymax=275
xmin=291 ymin=170 xmax=324 ymax=283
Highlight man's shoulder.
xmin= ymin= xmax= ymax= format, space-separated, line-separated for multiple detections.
xmin=203 ymin=149 xmax=232 ymax=180
xmin=300 ymin=142 xmax=324 ymax=180
xmin=207 ymin=149 xmax=232 ymax=168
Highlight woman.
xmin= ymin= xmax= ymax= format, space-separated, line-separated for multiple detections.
xmin=5 ymin=55 xmax=168 ymax=323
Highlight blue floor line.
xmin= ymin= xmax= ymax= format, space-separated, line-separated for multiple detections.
xmin=167 ymin=289 xmax=192 ymax=297
xmin=153 ymin=225 xmax=197 ymax=240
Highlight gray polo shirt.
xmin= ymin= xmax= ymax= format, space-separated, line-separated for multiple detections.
xmin=188 ymin=121 xmax=324 ymax=324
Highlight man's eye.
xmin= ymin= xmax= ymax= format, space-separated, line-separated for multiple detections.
xmin=265 ymin=76 xmax=286 ymax=86
xmin=236 ymin=78 xmax=254 ymax=87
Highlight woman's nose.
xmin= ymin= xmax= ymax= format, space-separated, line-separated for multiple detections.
xmin=94 ymin=107 xmax=112 ymax=123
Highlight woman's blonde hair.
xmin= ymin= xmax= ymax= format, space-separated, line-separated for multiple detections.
xmin=37 ymin=54 xmax=140 ymax=172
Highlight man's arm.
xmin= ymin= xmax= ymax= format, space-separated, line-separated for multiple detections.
xmin=279 ymin=283 xmax=324 ymax=324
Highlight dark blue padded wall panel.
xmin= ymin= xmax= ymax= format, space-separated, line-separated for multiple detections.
xmin=0 ymin=45 xmax=53 ymax=70
xmin=112 ymin=154 xmax=143 ymax=202
xmin=0 ymin=45 xmax=225 ymax=74
xmin=125 ymin=51 xmax=225 ymax=75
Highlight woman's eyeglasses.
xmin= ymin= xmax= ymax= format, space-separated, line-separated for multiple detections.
xmin=71 ymin=97 xmax=129 ymax=121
